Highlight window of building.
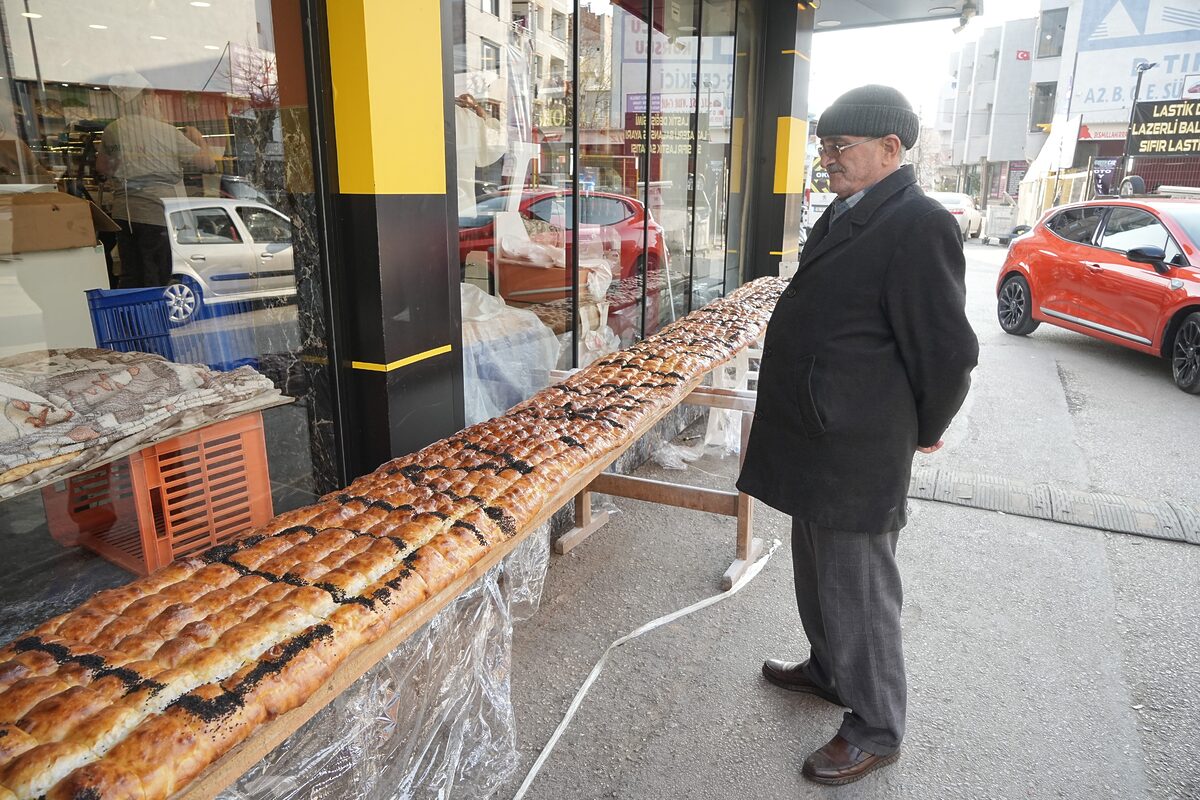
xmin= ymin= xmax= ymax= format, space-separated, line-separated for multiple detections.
xmin=481 ymin=0 xmax=500 ymax=16
xmin=481 ymin=39 xmax=501 ymax=73
xmin=552 ymin=10 xmax=568 ymax=40
xmin=1030 ymin=82 xmax=1057 ymax=132
xmin=1036 ymin=8 xmax=1068 ymax=59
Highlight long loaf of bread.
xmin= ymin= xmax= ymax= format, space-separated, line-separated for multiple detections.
xmin=0 ymin=277 xmax=785 ymax=800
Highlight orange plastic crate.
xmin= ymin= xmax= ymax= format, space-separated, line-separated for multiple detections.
xmin=41 ymin=412 xmax=273 ymax=576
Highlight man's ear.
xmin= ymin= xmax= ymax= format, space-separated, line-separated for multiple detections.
xmin=881 ymin=134 xmax=903 ymax=160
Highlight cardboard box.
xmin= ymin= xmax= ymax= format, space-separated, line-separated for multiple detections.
xmin=0 ymin=191 xmax=98 ymax=254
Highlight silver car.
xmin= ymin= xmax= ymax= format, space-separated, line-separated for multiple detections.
xmin=161 ymin=198 xmax=295 ymax=323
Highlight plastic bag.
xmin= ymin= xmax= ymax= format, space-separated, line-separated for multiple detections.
xmin=650 ymin=439 xmax=705 ymax=470
xmin=218 ymin=525 xmax=551 ymax=800
xmin=461 ymin=285 xmax=561 ymax=425
xmin=702 ymin=350 xmax=749 ymax=457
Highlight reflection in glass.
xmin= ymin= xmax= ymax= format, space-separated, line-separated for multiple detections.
xmin=0 ymin=1 xmax=335 ymax=640
xmin=455 ymin=0 xmax=575 ymax=425
xmin=579 ymin=0 xmax=652 ymax=351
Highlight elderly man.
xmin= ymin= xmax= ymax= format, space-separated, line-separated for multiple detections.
xmin=737 ymin=85 xmax=979 ymax=784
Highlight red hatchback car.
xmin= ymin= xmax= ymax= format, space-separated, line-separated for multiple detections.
xmin=996 ymin=198 xmax=1200 ymax=392
xmin=458 ymin=189 xmax=668 ymax=302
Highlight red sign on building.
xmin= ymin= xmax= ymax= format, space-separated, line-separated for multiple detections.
xmin=1016 ymin=50 xmax=1030 ymax=61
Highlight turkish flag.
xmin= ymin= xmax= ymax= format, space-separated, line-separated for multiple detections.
xmin=1016 ymin=50 xmax=1031 ymax=61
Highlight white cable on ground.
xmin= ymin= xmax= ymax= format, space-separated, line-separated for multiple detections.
xmin=511 ymin=539 xmax=782 ymax=800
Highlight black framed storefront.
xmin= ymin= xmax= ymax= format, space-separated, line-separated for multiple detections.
xmin=0 ymin=0 xmax=815 ymax=636
xmin=310 ymin=0 xmax=817 ymax=482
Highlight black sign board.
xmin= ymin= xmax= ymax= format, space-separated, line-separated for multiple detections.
xmin=1129 ymin=100 xmax=1200 ymax=155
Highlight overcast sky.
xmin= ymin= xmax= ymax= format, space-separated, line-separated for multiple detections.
xmin=809 ymin=0 xmax=1043 ymax=124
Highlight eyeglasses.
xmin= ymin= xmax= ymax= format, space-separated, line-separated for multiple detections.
xmin=817 ymin=135 xmax=885 ymax=157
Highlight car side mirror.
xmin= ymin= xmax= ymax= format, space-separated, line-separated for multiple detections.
xmin=1126 ymin=245 xmax=1170 ymax=274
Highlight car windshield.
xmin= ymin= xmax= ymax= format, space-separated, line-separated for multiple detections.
xmin=1164 ymin=204 xmax=1200 ymax=247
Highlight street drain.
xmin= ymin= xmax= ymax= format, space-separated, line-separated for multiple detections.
xmin=908 ymin=466 xmax=1200 ymax=545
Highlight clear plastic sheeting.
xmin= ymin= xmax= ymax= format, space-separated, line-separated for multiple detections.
xmin=649 ymin=439 xmax=704 ymax=471
xmin=218 ymin=524 xmax=552 ymax=800
xmin=461 ymin=285 xmax=560 ymax=426
xmin=702 ymin=350 xmax=750 ymax=457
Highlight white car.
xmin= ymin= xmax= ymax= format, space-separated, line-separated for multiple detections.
xmin=928 ymin=191 xmax=983 ymax=239
xmin=161 ymin=198 xmax=295 ymax=323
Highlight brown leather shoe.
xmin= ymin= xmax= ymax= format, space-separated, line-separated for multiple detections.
xmin=802 ymin=734 xmax=900 ymax=785
xmin=761 ymin=659 xmax=843 ymax=706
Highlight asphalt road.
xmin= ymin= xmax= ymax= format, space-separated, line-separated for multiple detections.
xmin=497 ymin=240 xmax=1200 ymax=800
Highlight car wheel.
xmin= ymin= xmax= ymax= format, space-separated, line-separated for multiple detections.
xmin=1171 ymin=311 xmax=1200 ymax=394
xmin=165 ymin=277 xmax=202 ymax=324
xmin=997 ymin=275 xmax=1039 ymax=336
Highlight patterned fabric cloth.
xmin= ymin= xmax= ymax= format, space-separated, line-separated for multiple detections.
xmin=0 ymin=348 xmax=284 ymax=499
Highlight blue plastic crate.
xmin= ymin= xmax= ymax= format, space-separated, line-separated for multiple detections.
xmin=171 ymin=300 xmax=260 ymax=372
xmin=86 ymin=287 xmax=176 ymax=361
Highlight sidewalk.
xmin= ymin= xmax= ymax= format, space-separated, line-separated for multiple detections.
xmin=498 ymin=424 xmax=1200 ymax=800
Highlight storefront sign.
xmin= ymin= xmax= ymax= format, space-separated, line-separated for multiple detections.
xmin=625 ymin=93 xmax=727 ymax=126
xmin=1184 ymin=74 xmax=1200 ymax=100
xmin=623 ymin=112 xmax=708 ymax=156
xmin=1129 ymin=100 xmax=1200 ymax=154
xmin=1070 ymin=0 xmax=1200 ymax=122
xmin=1092 ymin=157 xmax=1120 ymax=195
xmin=1079 ymin=123 xmax=1129 ymax=140
xmin=1006 ymin=161 xmax=1028 ymax=196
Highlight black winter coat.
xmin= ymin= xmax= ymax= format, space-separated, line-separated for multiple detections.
xmin=736 ymin=165 xmax=979 ymax=533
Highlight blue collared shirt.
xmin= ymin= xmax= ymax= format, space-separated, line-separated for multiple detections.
xmin=829 ymin=183 xmax=876 ymax=224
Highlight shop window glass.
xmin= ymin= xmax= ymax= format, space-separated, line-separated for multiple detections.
xmin=647 ymin=1 xmax=701 ymax=324
xmin=1031 ymin=82 xmax=1056 ymax=132
xmin=454 ymin=0 xmax=575 ymax=426
xmin=725 ymin=0 xmax=762 ymax=292
xmin=1036 ymin=8 xmax=1067 ymax=59
xmin=0 ymin=1 xmax=336 ymax=644
xmin=692 ymin=1 xmax=737 ymax=311
xmin=577 ymin=0 xmax=650 ymax=351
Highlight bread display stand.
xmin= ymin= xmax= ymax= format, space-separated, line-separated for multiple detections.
xmin=177 ymin=355 xmax=770 ymax=800
xmin=549 ymin=361 xmax=762 ymax=591
xmin=0 ymin=279 xmax=785 ymax=800
xmin=176 ymin=355 xmax=762 ymax=799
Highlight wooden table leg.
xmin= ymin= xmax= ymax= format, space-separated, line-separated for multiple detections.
xmin=553 ymin=489 xmax=611 ymax=554
xmin=723 ymin=409 xmax=762 ymax=589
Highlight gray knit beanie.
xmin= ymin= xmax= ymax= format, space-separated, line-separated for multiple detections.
xmin=816 ymin=85 xmax=920 ymax=149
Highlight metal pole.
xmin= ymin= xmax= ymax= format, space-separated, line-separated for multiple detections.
xmin=1122 ymin=63 xmax=1155 ymax=177
xmin=570 ymin=0 xmax=580 ymax=368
